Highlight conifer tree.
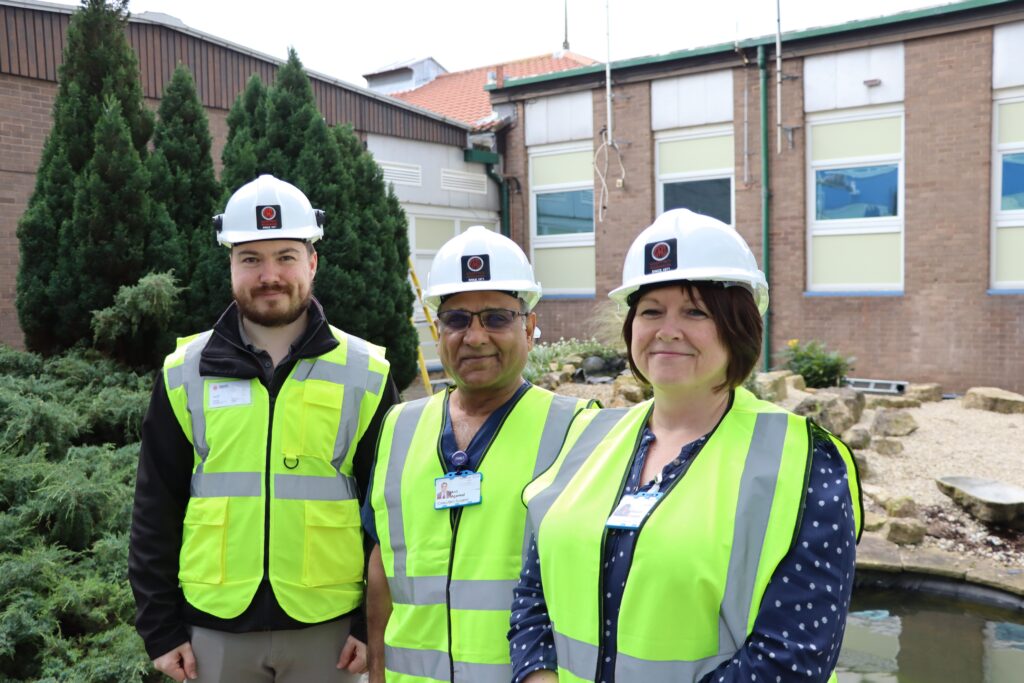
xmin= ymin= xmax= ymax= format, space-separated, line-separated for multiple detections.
xmin=16 ymin=0 xmax=155 ymax=354
xmin=220 ymin=74 xmax=270 ymax=195
xmin=51 ymin=97 xmax=182 ymax=351
xmin=149 ymin=64 xmax=224 ymax=331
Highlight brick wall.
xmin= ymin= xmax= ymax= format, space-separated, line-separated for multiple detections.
xmin=0 ymin=74 xmax=234 ymax=349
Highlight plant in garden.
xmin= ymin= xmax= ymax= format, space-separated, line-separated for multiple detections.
xmin=776 ymin=338 xmax=855 ymax=388
xmin=524 ymin=338 xmax=624 ymax=383
xmin=92 ymin=271 xmax=184 ymax=369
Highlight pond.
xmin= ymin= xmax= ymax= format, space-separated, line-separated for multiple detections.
xmin=838 ymin=583 xmax=1024 ymax=682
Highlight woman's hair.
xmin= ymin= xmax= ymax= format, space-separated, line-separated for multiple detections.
xmin=622 ymin=280 xmax=763 ymax=391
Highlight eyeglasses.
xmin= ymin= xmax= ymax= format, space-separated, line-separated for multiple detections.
xmin=437 ymin=308 xmax=525 ymax=332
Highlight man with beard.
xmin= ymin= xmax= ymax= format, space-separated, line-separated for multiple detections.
xmin=129 ymin=175 xmax=398 ymax=683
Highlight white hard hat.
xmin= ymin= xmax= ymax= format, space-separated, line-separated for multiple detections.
xmin=609 ymin=209 xmax=769 ymax=314
xmin=214 ymin=174 xmax=325 ymax=247
xmin=424 ymin=226 xmax=542 ymax=311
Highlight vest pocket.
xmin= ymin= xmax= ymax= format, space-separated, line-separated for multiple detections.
xmin=303 ymin=500 xmax=363 ymax=587
xmin=300 ymin=381 xmax=344 ymax=460
xmin=179 ymin=497 xmax=228 ymax=585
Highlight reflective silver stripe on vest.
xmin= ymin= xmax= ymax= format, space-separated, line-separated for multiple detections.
xmin=453 ymin=660 xmax=512 ymax=683
xmin=553 ymin=629 xmax=601 ymax=681
xmin=291 ymin=334 xmax=386 ymax=473
xmin=385 ymin=645 xmax=449 ymax=681
xmin=190 ymin=471 xmax=261 ymax=497
xmin=383 ymin=397 xmax=431 ymax=580
xmin=526 ymin=408 xmax=629 ymax=537
xmin=520 ymin=395 xmax=587 ymax=559
xmin=609 ymin=411 xmax=791 ymax=682
xmin=274 ymin=472 xmax=359 ymax=501
xmin=450 ymin=579 xmax=519 ymax=610
xmin=385 ymin=574 xmax=446 ymax=606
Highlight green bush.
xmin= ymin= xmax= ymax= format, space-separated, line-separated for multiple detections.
xmin=524 ymin=338 xmax=623 ymax=383
xmin=777 ymin=338 xmax=855 ymax=388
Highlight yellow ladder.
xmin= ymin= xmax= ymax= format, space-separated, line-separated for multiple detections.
xmin=408 ymin=257 xmax=440 ymax=395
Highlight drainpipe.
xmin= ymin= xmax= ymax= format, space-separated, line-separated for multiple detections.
xmin=463 ymin=148 xmax=509 ymax=237
xmin=758 ymin=45 xmax=772 ymax=372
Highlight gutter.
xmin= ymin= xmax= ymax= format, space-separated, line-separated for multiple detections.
xmin=463 ymin=149 xmax=510 ymax=237
xmin=758 ymin=45 xmax=772 ymax=372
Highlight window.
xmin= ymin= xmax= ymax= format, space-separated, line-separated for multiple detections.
xmin=806 ymin=108 xmax=903 ymax=293
xmin=656 ymin=125 xmax=734 ymax=225
xmin=529 ymin=143 xmax=595 ymax=297
xmin=992 ymin=95 xmax=1024 ymax=289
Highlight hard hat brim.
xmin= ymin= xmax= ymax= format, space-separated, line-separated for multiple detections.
xmin=218 ymin=226 xmax=323 ymax=247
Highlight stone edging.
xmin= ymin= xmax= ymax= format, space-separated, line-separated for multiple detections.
xmin=856 ymin=531 xmax=1024 ymax=604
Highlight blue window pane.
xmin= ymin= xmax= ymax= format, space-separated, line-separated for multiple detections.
xmin=663 ymin=178 xmax=732 ymax=224
xmin=537 ymin=189 xmax=594 ymax=236
xmin=1002 ymin=153 xmax=1024 ymax=211
xmin=815 ymin=165 xmax=898 ymax=220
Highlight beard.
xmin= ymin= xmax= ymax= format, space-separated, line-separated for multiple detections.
xmin=234 ymin=282 xmax=313 ymax=327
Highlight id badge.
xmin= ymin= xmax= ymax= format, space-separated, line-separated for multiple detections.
xmin=434 ymin=471 xmax=482 ymax=510
xmin=606 ymin=492 xmax=662 ymax=529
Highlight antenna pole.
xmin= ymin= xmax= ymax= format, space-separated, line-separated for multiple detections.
xmin=563 ymin=0 xmax=570 ymax=50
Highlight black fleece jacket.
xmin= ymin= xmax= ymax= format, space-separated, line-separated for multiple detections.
xmin=128 ymin=299 xmax=398 ymax=659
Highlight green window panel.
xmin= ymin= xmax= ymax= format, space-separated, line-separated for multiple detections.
xmin=995 ymin=226 xmax=1024 ymax=284
xmin=1001 ymin=153 xmax=1024 ymax=211
xmin=531 ymin=150 xmax=593 ymax=187
xmin=415 ymin=218 xmax=456 ymax=250
xmin=998 ymin=101 xmax=1024 ymax=145
xmin=536 ymin=189 xmax=594 ymax=236
xmin=811 ymin=116 xmax=901 ymax=162
xmin=811 ymin=232 xmax=901 ymax=287
xmin=658 ymin=134 xmax=734 ymax=175
xmin=533 ymin=246 xmax=596 ymax=292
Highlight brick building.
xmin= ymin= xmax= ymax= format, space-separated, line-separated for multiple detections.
xmin=488 ymin=0 xmax=1024 ymax=393
xmin=0 ymin=0 xmax=484 ymax=361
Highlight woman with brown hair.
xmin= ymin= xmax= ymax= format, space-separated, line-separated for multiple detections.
xmin=510 ymin=209 xmax=862 ymax=683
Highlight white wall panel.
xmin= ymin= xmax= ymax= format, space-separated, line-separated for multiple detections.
xmin=525 ymin=91 xmax=593 ymax=146
xmin=805 ymin=44 xmax=904 ymax=113
xmin=651 ymin=70 xmax=733 ymax=130
xmin=994 ymin=22 xmax=1024 ymax=89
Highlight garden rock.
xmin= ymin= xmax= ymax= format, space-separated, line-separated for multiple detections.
xmin=861 ymin=484 xmax=890 ymax=508
xmin=613 ymin=376 xmax=647 ymax=404
xmin=886 ymin=518 xmax=926 ymax=545
xmin=872 ymin=437 xmax=904 ymax=456
xmin=785 ymin=373 xmax=806 ymax=392
xmin=751 ymin=371 xmax=789 ymax=402
xmin=535 ymin=371 xmax=568 ymax=391
xmin=963 ymin=387 xmax=1024 ymax=414
xmin=563 ymin=354 xmax=585 ymax=367
xmin=842 ymin=426 xmax=871 ymax=450
xmin=884 ymin=496 xmax=919 ymax=519
xmin=864 ymin=510 xmax=887 ymax=532
xmin=582 ymin=356 xmax=607 ymax=375
xmin=872 ymin=409 xmax=918 ymax=437
xmin=851 ymin=450 xmax=870 ymax=479
xmin=865 ymin=395 xmax=921 ymax=409
xmin=793 ymin=393 xmax=857 ymax=435
xmin=817 ymin=387 xmax=865 ymax=423
xmin=906 ymin=383 xmax=942 ymax=402
xmin=935 ymin=476 xmax=1024 ymax=529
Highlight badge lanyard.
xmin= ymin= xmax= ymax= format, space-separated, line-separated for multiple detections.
xmin=606 ymin=473 xmax=664 ymax=529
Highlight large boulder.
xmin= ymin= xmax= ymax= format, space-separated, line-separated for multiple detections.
xmin=963 ymin=387 xmax=1024 ymax=414
xmin=906 ymin=383 xmax=943 ymax=403
xmin=612 ymin=375 xmax=647 ymax=405
xmin=750 ymin=371 xmax=790 ymax=403
xmin=872 ymin=437 xmax=904 ymax=456
xmin=817 ymin=387 xmax=865 ymax=423
xmin=884 ymin=496 xmax=919 ymax=519
xmin=793 ymin=392 xmax=857 ymax=435
xmin=581 ymin=355 xmax=607 ymax=375
xmin=785 ymin=373 xmax=807 ymax=392
xmin=936 ymin=476 xmax=1024 ymax=529
xmin=871 ymin=409 xmax=918 ymax=437
xmin=842 ymin=426 xmax=871 ymax=450
xmin=886 ymin=518 xmax=926 ymax=545
xmin=851 ymin=450 xmax=871 ymax=479
xmin=865 ymin=395 xmax=921 ymax=410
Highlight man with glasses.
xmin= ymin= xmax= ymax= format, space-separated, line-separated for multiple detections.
xmin=363 ymin=226 xmax=596 ymax=682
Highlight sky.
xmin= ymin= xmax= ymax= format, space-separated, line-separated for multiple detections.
xmin=51 ymin=0 xmax=960 ymax=87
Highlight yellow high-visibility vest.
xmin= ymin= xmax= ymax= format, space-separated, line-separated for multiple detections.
xmin=372 ymin=385 xmax=591 ymax=683
xmin=524 ymin=387 xmax=862 ymax=682
xmin=164 ymin=326 xmax=389 ymax=623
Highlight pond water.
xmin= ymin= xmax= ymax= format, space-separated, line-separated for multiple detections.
xmin=837 ymin=587 xmax=1024 ymax=682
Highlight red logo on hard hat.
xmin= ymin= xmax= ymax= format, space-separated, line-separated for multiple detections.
xmin=466 ymin=256 xmax=485 ymax=272
xmin=651 ymin=241 xmax=671 ymax=261
xmin=256 ymin=205 xmax=282 ymax=230
xmin=461 ymin=254 xmax=491 ymax=282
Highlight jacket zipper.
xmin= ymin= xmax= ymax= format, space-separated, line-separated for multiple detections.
xmin=439 ymin=387 xmax=528 ymax=682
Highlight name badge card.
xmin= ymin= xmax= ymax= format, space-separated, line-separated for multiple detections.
xmin=434 ymin=471 xmax=482 ymax=510
xmin=208 ymin=380 xmax=251 ymax=409
xmin=606 ymin=492 xmax=662 ymax=529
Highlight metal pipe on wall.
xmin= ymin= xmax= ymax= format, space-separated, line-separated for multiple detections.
xmin=759 ymin=45 xmax=772 ymax=372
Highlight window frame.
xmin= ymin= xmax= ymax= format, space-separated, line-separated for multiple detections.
xmin=805 ymin=105 xmax=905 ymax=293
xmin=529 ymin=141 xmax=595 ymax=249
xmin=654 ymin=124 xmax=735 ymax=224
xmin=991 ymin=88 xmax=1024 ymax=291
